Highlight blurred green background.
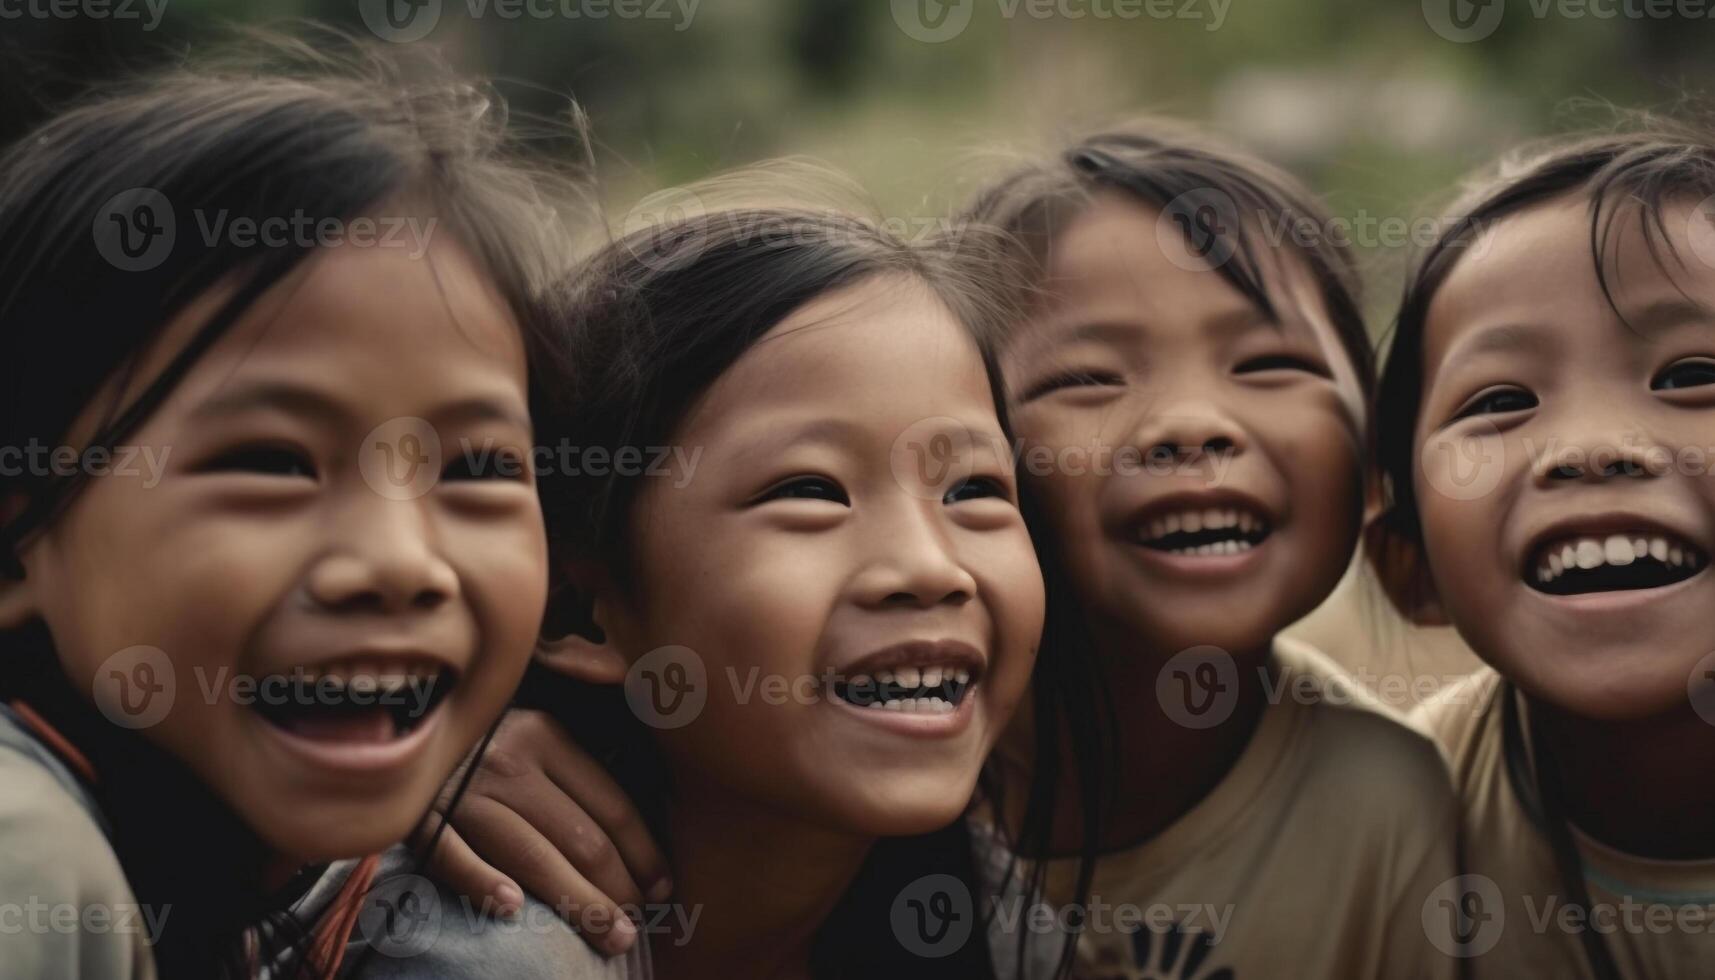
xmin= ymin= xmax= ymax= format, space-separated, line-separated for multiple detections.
xmin=4 ymin=0 xmax=1712 ymax=694
xmin=5 ymin=0 xmax=1712 ymax=306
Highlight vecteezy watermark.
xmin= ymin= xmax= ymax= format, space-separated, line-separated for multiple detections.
xmin=1422 ymin=874 xmax=1506 ymax=957
xmin=91 ymin=645 xmax=176 ymax=730
xmin=1689 ymin=650 xmax=1715 ymax=727
xmin=92 ymin=188 xmax=440 ymax=273
xmin=358 ymin=0 xmax=699 ymax=42
xmin=0 ymin=440 xmax=170 ymax=487
xmin=1419 ymin=418 xmax=1505 ymax=503
xmin=1424 ymin=0 xmax=1715 ymax=42
xmin=625 ymin=645 xmax=709 ymax=730
xmin=892 ymin=875 xmax=974 ymax=958
xmin=1423 ymin=427 xmax=1715 ymax=503
xmin=890 ymin=0 xmax=1229 ymax=42
xmin=0 ymin=0 xmax=167 ymax=29
xmin=191 ymin=666 xmax=443 ymax=720
xmin=0 ymin=898 xmax=171 ymax=937
xmin=1157 ymin=645 xmax=1478 ymax=728
xmin=988 ymin=895 xmax=1234 ymax=944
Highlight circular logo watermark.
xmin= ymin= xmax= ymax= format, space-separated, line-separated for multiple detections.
xmin=1685 ymin=194 xmax=1715 ymax=272
xmin=1422 ymin=0 xmax=1504 ymax=42
xmin=1156 ymin=187 xmax=1241 ymax=272
xmin=890 ymin=873 xmax=973 ymax=958
xmin=91 ymin=644 xmax=176 ymax=730
xmin=1419 ymin=417 xmax=1505 ymax=502
xmin=92 ymin=187 xmax=175 ymax=272
xmin=889 ymin=416 xmax=984 ymax=501
xmin=357 ymin=873 xmax=443 ymax=958
xmin=624 ymin=645 xmax=708 ymax=730
xmin=359 ymin=417 xmax=443 ymax=501
xmin=1155 ymin=645 xmax=1239 ymax=729
xmin=1421 ymin=873 xmax=1504 ymax=957
xmin=619 ymin=187 xmax=710 ymax=273
xmin=1689 ymin=649 xmax=1715 ymax=727
xmin=359 ymin=0 xmax=443 ymax=42
xmin=890 ymin=0 xmax=975 ymax=42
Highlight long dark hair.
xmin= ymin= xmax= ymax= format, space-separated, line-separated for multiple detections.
xmin=1368 ymin=117 xmax=1715 ymax=980
xmin=518 ymin=201 xmax=1104 ymax=978
xmin=0 ymin=33 xmax=581 ymax=978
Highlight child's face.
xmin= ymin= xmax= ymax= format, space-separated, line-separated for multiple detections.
xmin=1414 ymin=195 xmax=1715 ymax=721
xmin=607 ymin=276 xmax=1042 ymax=837
xmin=1003 ymin=192 xmax=1366 ymax=659
xmin=11 ymin=236 xmax=547 ymax=860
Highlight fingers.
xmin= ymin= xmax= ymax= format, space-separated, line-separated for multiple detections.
xmin=418 ymin=821 xmax=526 ymax=918
xmin=450 ymin=794 xmax=639 ymax=955
xmin=525 ymin=715 xmax=673 ymax=904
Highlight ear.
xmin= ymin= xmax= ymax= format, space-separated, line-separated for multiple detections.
xmin=0 ymin=493 xmax=40 ymax=630
xmin=1363 ymin=504 xmax=1450 ymax=627
xmin=533 ymin=559 xmax=629 ymax=685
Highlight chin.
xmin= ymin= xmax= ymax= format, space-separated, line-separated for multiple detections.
xmin=251 ymin=800 xmax=422 ymax=864
xmin=833 ymin=780 xmax=980 ymax=837
xmin=1517 ymin=658 xmax=1702 ymax=725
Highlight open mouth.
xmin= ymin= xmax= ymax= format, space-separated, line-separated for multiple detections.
xmin=1527 ymin=532 xmax=1706 ymax=597
xmin=251 ymin=658 xmax=458 ymax=744
xmin=831 ymin=665 xmax=975 ymax=715
xmin=1136 ymin=506 xmax=1271 ymax=556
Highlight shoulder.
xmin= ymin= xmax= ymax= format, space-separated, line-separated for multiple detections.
xmin=1408 ymin=665 xmax=1505 ymax=774
xmin=0 ymin=714 xmax=155 ymax=979
xmin=1271 ymin=638 xmax=1458 ymax=825
xmin=337 ymin=847 xmax=644 ymax=980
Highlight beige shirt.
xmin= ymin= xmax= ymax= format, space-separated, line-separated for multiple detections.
xmin=1415 ymin=668 xmax=1715 ymax=978
xmin=0 ymin=706 xmax=157 ymax=980
xmin=1029 ymin=638 xmax=1462 ymax=980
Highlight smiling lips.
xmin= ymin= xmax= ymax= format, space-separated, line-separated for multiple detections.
xmin=1528 ymin=530 xmax=1707 ymax=596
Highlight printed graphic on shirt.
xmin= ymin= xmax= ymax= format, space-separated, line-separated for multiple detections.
xmin=1090 ymin=922 xmax=1236 ymax=980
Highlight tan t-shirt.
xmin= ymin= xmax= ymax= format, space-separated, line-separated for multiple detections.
xmin=1028 ymin=638 xmax=1462 ymax=980
xmin=1414 ymin=668 xmax=1715 ymax=978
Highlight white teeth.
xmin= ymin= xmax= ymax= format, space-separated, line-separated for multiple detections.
xmin=1203 ymin=508 xmax=1223 ymax=529
xmin=877 ymin=670 xmax=895 ymax=685
xmin=1150 ymin=519 xmax=1167 ymax=539
xmin=1139 ymin=507 xmax=1271 ymax=545
xmin=867 ymin=699 xmax=885 ymax=710
xmin=1605 ymin=535 xmax=1634 ymax=566
xmin=921 ymin=667 xmax=943 ymax=688
xmin=1532 ymin=530 xmax=1706 ymax=585
xmin=1183 ymin=511 xmax=1202 ymax=533
xmin=884 ymin=699 xmax=902 ymax=711
xmin=895 ymin=666 xmax=921 ymax=688
xmin=1164 ymin=513 xmax=1182 ymax=534
xmin=1238 ymin=512 xmax=1253 ymax=533
xmin=954 ymin=669 xmax=970 ymax=684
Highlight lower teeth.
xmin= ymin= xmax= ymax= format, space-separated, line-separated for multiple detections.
xmin=866 ymin=696 xmax=955 ymax=714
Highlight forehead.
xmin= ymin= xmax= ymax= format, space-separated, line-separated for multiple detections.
xmin=1424 ymin=194 xmax=1715 ymax=367
xmin=685 ymin=275 xmax=998 ymax=441
xmin=1010 ymin=192 xmax=1345 ymax=357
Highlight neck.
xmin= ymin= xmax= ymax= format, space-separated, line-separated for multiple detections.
xmin=650 ymin=778 xmax=874 ymax=980
xmin=1041 ymin=630 xmax=1275 ymax=854
xmin=1532 ymin=697 xmax=1715 ymax=860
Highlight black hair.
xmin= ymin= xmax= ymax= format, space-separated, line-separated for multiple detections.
xmin=520 ymin=202 xmax=1104 ymax=978
xmin=0 ymin=32 xmax=581 ymax=978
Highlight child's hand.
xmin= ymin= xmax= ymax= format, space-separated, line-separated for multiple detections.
xmin=421 ymin=709 xmax=671 ymax=956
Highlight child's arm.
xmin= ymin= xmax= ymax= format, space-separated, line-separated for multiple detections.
xmin=422 ymin=709 xmax=670 ymax=956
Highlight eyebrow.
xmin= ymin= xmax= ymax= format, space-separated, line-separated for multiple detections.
xmin=1036 ymin=305 xmax=1278 ymax=352
xmin=1435 ymin=323 xmax=1556 ymax=376
xmin=1621 ymin=296 xmax=1715 ymax=333
xmin=190 ymin=381 xmax=530 ymax=431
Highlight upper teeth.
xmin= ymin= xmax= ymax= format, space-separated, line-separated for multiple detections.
xmin=839 ymin=665 xmax=971 ymax=713
xmin=1534 ymin=533 xmax=1702 ymax=583
xmin=1139 ymin=507 xmax=1268 ymax=555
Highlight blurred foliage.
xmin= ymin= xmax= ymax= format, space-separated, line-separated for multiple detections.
xmin=4 ymin=0 xmax=1714 ymax=318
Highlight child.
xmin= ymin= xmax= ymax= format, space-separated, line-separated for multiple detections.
xmin=0 ymin=41 xmax=577 ymax=977
xmin=423 ymin=124 xmax=1464 ymax=978
xmin=328 ymin=204 xmax=1082 ymax=979
xmin=1370 ymin=122 xmax=1715 ymax=978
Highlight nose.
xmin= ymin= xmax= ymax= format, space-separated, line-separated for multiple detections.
xmin=1129 ymin=398 xmax=1248 ymax=470
xmin=305 ymin=495 xmax=460 ymax=614
xmin=852 ymin=502 xmax=978 ymax=609
xmin=1532 ymin=419 xmax=1660 ymax=486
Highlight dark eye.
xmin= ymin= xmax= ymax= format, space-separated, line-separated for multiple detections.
xmin=757 ymin=476 xmax=849 ymax=505
xmin=1234 ymin=354 xmax=1329 ymax=377
xmin=1653 ymin=358 xmax=1715 ymax=391
xmin=944 ymin=475 xmax=1010 ymax=504
xmin=1455 ymin=386 xmax=1538 ymax=419
xmin=443 ymin=448 xmax=527 ymax=481
xmin=1020 ymin=370 xmax=1125 ymax=401
xmin=205 ymin=444 xmax=316 ymax=478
